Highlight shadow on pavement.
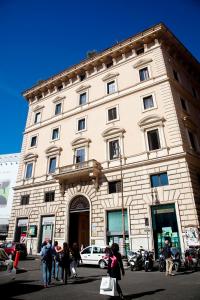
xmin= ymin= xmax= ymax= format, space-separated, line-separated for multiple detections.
xmin=124 ymin=288 xmax=165 ymax=299
xmin=70 ymin=276 xmax=100 ymax=284
xmin=0 ymin=280 xmax=44 ymax=299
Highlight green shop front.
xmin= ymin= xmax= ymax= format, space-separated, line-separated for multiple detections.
xmin=151 ymin=204 xmax=181 ymax=257
xmin=106 ymin=210 xmax=129 ymax=254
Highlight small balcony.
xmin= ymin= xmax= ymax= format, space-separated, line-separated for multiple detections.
xmin=54 ymin=159 xmax=102 ymax=194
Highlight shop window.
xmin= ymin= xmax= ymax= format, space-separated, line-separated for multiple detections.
xmin=147 ymin=129 xmax=161 ymax=151
xmin=150 ymin=172 xmax=169 ymax=187
xmin=44 ymin=191 xmax=55 ymax=202
xmin=21 ymin=195 xmax=30 ymax=205
xmin=108 ymin=180 xmax=122 ymax=193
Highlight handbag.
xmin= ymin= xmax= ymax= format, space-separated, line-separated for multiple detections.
xmin=100 ymin=276 xmax=113 ymax=291
xmin=100 ymin=277 xmax=116 ymax=296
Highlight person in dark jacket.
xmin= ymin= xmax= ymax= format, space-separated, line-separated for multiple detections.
xmin=60 ymin=242 xmax=70 ymax=284
xmin=162 ymin=240 xmax=174 ymax=276
xmin=107 ymin=243 xmax=125 ymax=299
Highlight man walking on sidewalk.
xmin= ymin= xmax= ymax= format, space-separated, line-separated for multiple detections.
xmin=163 ymin=240 xmax=174 ymax=276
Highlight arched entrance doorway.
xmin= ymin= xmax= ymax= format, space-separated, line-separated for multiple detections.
xmin=69 ymin=195 xmax=90 ymax=248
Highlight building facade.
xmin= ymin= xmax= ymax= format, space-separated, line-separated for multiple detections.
xmin=0 ymin=153 xmax=20 ymax=240
xmin=8 ymin=23 xmax=200 ymax=256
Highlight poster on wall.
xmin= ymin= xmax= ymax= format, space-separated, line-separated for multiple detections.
xmin=20 ymin=233 xmax=27 ymax=243
xmin=185 ymin=227 xmax=200 ymax=247
xmin=0 ymin=180 xmax=10 ymax=205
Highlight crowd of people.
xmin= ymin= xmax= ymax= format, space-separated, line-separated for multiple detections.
xmin=40 ymin=240 xmax=82 ymax=287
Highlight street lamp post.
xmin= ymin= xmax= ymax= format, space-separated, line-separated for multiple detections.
xmin=115 ymin=144 xmax=126 ymax=258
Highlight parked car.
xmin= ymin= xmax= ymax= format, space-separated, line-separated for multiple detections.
xmin=0 ymin=248 xmax=16 ymax=284
xmin=0 ymin=242 xmax=27 ymax=260
xmin=80 ymin=245 xmax=108 ymax=269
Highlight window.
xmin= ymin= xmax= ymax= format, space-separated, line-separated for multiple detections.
xmin=44 ymin=191 xmax=55 ymax=202
xmin=78 ymin=118 xmax=86 ymax=131
xmin=55 ymin=103 xmax=62 ymax=115
xmin=180 ymin=98 xmax=187 ymax=111
xmin=150 ymin=172 xmax=169 ymax=187
xmin=21 ymin=195 xmax=30 ymax=205
xmin=147 ymin=129 xmax=161 ymax=151
xmin=143 ymin=95 xmax=154 ymax=110
xmin=34 ymin=112 xmax=41 ymax=124
xmin=75 ymin=148 xmax=85 ymax=163
xmin=25 ymin=163 xmax=33 ymax=179
xmin=108 ymin=180 xmax=122 ymax=193
xmin=136 ymin=47 xmax=144 ymax=55
xmin=139 ymin=67 xmax=149 ymax=81
xmin=188 ymin=131 xmax=197 ymax=151
xmin=108 ymin=107 xmax=117 ymax=121
xmin=30 ymin=136 xmax=37 ymax=147
xmin=107 ymin=81 xmax=116 ymax=94
xmin=81 ymin=246 xmax=92 ymax=254
xmin=79 ymin=92 xmax=87 ymax=105
xmin=52 ymin=128 xmax=59 ymax=140
xmin=49 ymin=157 xmax=56 ymax=173
xmin=109 ymin=139 xmax=119 ymax=160
xmin=173 ymin=70 xmax=179 ymax=82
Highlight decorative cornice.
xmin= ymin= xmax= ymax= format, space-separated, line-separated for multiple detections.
xmin=52 ymin=96 xmax=66 ymax=103
xmin=102 ymin=126 xmax=125 ymax=138
xmin=45 ymin=145 xmax=63 ymax=155
xmin=32 ymin=105 xmax=45 ymax=112
xmin=71 ymin=137 xmax=91 ymax=147
xmin=133 ymin=58 xmax=153 ymax=68
xmin=102 ymin=72 xmax=119 ymax=82
xmin=24 ymin=153 xmax=38 ymax=162
xmin=75 ymin=84 xmax=91 ymax=93
xmin=138 ymin=115 xmax=165 ymax=128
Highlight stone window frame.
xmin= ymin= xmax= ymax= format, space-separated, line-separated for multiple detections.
xmin=32 ymin=105 xmax=44 ymax=125
xmin=29 ymin=133 xmax=38 ymax=149
xmin=102 ymin=126 xmax=125 ymax=162
xmin=102 ymin=72 xmax=119 ymax=96
xmin=76 ymin=84 xmax=91 ymax=107
xmin=23 ymin=153 xmax=38 ymax=181
xmin=71 ymin=137 xmax=91 ymax=164
xmin=76 ymin=115 xmax=87 ymax=133
xmin=186 ymin=129 xmax=200 ymax=153
xmin=52 ymin=96 xmax=65 ymax=117
xmin=133 ymin=58 xmax=152 ymax=83
xmin=138 ymin=115 xmax=166 ymax=153
xmin=140 ymin=92 xmax=157 ymax=113
xmin=45 ymin=146 xmax=62 ymax=176
xmin=51 ymin=126 xmax=61 ymax=141
xmin=106 ymin=104 xmax=120 ymax=123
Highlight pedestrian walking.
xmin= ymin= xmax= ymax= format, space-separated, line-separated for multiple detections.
xmin=40 ymin=239 xmax=53 ymax=287
xmin=52 ymin=241 xmax=62 ymax=280
xmin=59 ymin=242 xmax=70 ymax=284
xmin=70 ymin=242 xmax=82 ymax=278
xmin=107 ymin=243 xmax=125 ymax=299
xmin=162 ymin=239 xmax=175 ymax=276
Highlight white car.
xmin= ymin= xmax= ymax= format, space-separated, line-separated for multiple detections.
xmin=80 ymin=245 xmax=108 ymax=269
xmin=0 ymin=248 xmax=16 ymax=284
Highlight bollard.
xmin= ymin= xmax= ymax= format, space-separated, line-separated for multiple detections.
xmin=14 ymin=251 xmax=20 ymax=268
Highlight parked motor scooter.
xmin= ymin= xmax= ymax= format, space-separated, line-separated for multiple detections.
xmin=144 ymin=250 xmax=154 ymax=272
xmin=127 ymin=250 xmax=143 ymax=271
xmin=184 ymin=248 xmax=198 ymax=271
xmin=171 ymin=247 xmax=181 ymax=272
xmin=158 ymin=250 xmax=166 ymax=272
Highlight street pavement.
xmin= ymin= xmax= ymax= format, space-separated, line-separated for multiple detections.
xmin=1 ymin=257 xmax=200 ymax=300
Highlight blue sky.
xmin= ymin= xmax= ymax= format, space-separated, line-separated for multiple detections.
xmin=0 ymin=0 xmax=199 ymax=155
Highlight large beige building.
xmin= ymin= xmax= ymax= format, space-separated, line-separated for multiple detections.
xmin=8 ymin=23 xmax=200 ymax=256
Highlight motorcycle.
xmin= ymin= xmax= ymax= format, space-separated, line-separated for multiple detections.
xmin=127 ymin=250 xmax=143 ymax=271
xmin=184 ymin=248 xmax=198 ymax=271
xmin=144 ymin=250 xmax=154 ymax=272
xmin=171 ymin=247 xmax=181 ymax=272
xmin=158 ymin=252 xmax=166 ymax=272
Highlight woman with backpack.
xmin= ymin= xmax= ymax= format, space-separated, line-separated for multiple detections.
xmin=40 ymin=240 xmax=53 ymax=288
xmin=59 ymin=242 xmax=70 ymax=284
xmin=107 ymin=243 xmax=125 ymax=299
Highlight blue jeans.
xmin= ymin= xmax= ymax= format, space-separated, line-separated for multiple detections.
xmin=55 ymin=261 xmax=61 ymax=279
xmin=42 ymin=262 xmax=52 ymax=286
